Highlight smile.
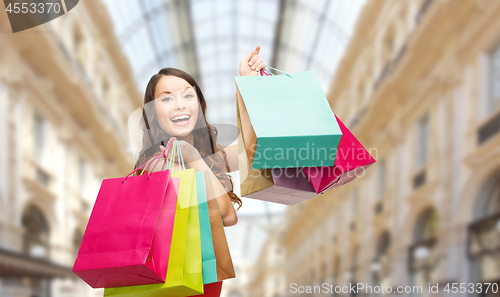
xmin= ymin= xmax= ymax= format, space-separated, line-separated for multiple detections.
xmin=170 ymin=114 xmax=191 ymax=126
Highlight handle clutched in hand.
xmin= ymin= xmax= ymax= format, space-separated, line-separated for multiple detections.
xmin=257 ymin=66 xmax=292 ymax=80
xmin=148 ymin=138 xmax=187 ymax=173
xmin=164 ymin=140 xmax=186 ymax=171
xmin=144 ymin=138 xmax=176 ymax=174
xmin=122 ymin=138 xmax=176 ymax=182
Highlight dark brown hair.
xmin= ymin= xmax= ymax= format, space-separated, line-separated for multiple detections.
xmin=135 ymin=68 xmax=242 ymax=209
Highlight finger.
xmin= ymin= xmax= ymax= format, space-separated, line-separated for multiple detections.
xmin=255 ymin=62 xmax=266 ymax=72
xmin=248 ymin=55 xmax=260 ymax=67
xmin=251 ymin=58 xmax=263 ymax=70
xmin=253 ymin=45 xmax=260 ymax=55
xmin=242 ymin=50 xmax=253 ymax=62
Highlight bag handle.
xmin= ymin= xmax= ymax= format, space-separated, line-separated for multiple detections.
xmin=144 ymin=137 xmax=176 ymax=175
xmin=121 ymin=138 xmax=176 ymax=183
xmin=167 ymin=141 xmax=177 ymax=170
xmin=176 ymin=140 xmax=186 ymax=170
xmin=166 ymin=140 xmax=186 ymax=171
xmin=137 ymin=138 xmax=188 ymax=175
xmin=259 ymin=68 xmax=272 ymax=76
xmin=257 ymin=66 xmax=292 ymax=80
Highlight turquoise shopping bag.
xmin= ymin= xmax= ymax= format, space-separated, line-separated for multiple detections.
xmin=234 ymin=68 xmax=342 ymax=169
xmin=196 ymin=171 xmax=218 ymax=284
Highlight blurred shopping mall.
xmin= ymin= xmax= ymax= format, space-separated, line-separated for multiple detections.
xmin=1 ymin=0 xmax=500 ymax=296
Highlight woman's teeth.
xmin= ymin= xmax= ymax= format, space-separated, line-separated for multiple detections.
xmin=171 ymin=115 xmax=190 ymax=124
xmin=172 ymin=115 xmax=189 ymax=122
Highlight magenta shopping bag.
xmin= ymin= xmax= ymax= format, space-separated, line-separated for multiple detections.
xmin=303 ymin=115 xmax=375 ymax=193
xmin=73 ymin=153 xmax=179 ymax=288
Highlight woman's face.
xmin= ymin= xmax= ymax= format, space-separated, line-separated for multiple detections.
xmin=153 ymin=75 xmax=199 ymax=137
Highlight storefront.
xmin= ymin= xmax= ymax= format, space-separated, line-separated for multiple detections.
xmin=0 ymin=247 xmax=74 ymax=297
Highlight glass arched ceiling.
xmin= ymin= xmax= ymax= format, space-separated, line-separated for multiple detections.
xmin=103 ymin=0 xmax=367 ymax=125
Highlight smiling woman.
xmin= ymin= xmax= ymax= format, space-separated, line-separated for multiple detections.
xmin=134 ymin=46 xmax=267 ymax=234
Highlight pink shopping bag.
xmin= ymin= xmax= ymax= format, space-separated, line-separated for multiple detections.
xmin=73 ymin=147 xmax=179 ymax=288
xmin=303 ymin=115 xmax=375 ymax=193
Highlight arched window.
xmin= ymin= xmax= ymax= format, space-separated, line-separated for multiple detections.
xmin=372 ymin=231 xmax=391 ymax=288
xmin=409 ymin=208 xmax=439 ymax=297
xmin=468 ymin=175 xmax=500 ymax=287
xmin=414 ymin=208 xmax=439 ymax=242
xmin=22 ymin=205 xmax=50 ymax=259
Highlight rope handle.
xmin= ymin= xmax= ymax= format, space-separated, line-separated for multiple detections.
xmin=176 ymin=141 xmax=186 ymax=170
xmin=259 ymin=68 xmax=272 ymax=76
xmin=165 ymin=140 xmax=186 ymax=171
xmin=122 ymin=137 xmax=176 ymax=183
xmin=143 ymin=142 xmax=169 ymax=173
xmin=168 ymin=141 xmax=177 ymax=170
xmin=143 ymin=137 xmax=176 ymax=176
xmin=257 ymin=66 xmax=292 ymax=80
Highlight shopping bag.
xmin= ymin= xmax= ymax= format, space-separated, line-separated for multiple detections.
xmin=204 ymin=173 xmax=236 ymax=281
xmin=303 ymin=115 xmax=376 ymax=193
xmin=73 ymin=153 xmax=177 ymax=288
xmin=234 ymin=67 xmax=342 ymax=169
xmin=196 ymin=171 xmax=218 ymax=284
xmin=236 ymin=94 xmax=274 ymax=196
xmin=237 ymin=96 xmax=319 ymax=205
xmin=104 ymin=143 xmax=204 ymax=297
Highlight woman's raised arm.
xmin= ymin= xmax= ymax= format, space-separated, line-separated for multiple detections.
xmin=223 ymin=45 xmax=267 ymax=171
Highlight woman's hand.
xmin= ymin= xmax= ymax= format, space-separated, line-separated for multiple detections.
xmin=160 ymin=140 xmax=202 ymax=164
xmin=239 ymin=45 xmax=266 ymax=76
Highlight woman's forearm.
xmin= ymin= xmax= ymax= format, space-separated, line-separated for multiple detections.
xmin=223 ymin=143 xmax=238 ymax=172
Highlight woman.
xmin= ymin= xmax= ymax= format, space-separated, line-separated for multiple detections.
xmin=136 ymin=45 xmax=265 ymax=227
xmin=134 ymin=46 xmax=265 ymax=296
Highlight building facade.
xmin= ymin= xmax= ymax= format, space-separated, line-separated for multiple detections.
xmin=253 ymin=0 xmax=500 ymax=296
xmin=0 ymin=1 xmax=141 ymax=296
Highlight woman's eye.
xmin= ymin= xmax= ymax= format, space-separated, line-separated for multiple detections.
xmin=161 ymin=97 xmax=172 ymax=102
xmin=184 ymin=94 xmax=194 ymax=99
